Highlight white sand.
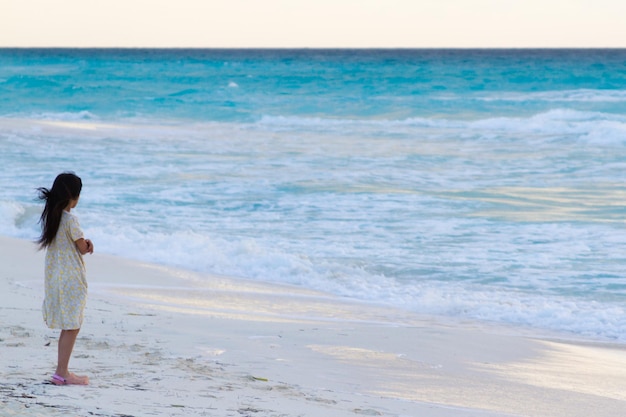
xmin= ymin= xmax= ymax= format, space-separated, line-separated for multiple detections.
xmin=2 ymin=235 xmax=626 ymax=417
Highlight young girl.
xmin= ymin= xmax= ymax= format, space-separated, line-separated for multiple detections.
xmin=37 ymin=172 xmax=94 ymax=386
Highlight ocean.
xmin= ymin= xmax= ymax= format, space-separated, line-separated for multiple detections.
xmin=1 ymin=48 xmax=626 ymax=342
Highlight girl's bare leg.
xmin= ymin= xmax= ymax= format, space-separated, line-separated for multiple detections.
xmin=54 ymin=329 xmax=89 ymax=385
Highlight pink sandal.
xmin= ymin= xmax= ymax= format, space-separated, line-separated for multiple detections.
xmin=50 ymin=373 xmax=89 ymax=385
xmin=50 ymin=374 xmax=67 ymax=385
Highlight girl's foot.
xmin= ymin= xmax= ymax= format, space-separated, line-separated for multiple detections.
xmin=51 ymin=372 xmax=89 ymax=385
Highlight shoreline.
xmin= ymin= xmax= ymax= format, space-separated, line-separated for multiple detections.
xmin=2 ymin=235 xmax=626 ymax=416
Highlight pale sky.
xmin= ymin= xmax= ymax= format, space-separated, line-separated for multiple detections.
xmin=2 ymin=0 xmax=626 ymax=48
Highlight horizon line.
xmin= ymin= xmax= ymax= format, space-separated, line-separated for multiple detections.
xmin=1 ymin=46 xmax=625 ymax=50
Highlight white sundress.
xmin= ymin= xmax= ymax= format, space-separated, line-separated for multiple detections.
xmin=42 ymin=211 xmax=88 ymax=330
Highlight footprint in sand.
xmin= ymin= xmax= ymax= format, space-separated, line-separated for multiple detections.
xmin=1 ymin=326 xmax=31 ymax=347
xmin=353 ymin=409 xmax=383 ymax=416
xmin=86 ymin=340 xmax=110 ymax=350
xmin=10 ymin=326 xmax=31 ymax=338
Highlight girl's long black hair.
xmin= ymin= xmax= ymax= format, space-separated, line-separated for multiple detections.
xmin=37 ymin=172 xmax=82 ymax=249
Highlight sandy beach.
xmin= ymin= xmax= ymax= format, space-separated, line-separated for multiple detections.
xmin=1 ymin=235 xmax=625 ymax=417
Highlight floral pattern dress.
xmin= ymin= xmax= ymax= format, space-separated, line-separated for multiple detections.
xmin=42 ymin=211 xmax=88 ymax=330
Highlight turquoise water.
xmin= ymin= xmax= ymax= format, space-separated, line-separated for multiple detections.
xmin=1 ymin=49 xmax=626 ymax=341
